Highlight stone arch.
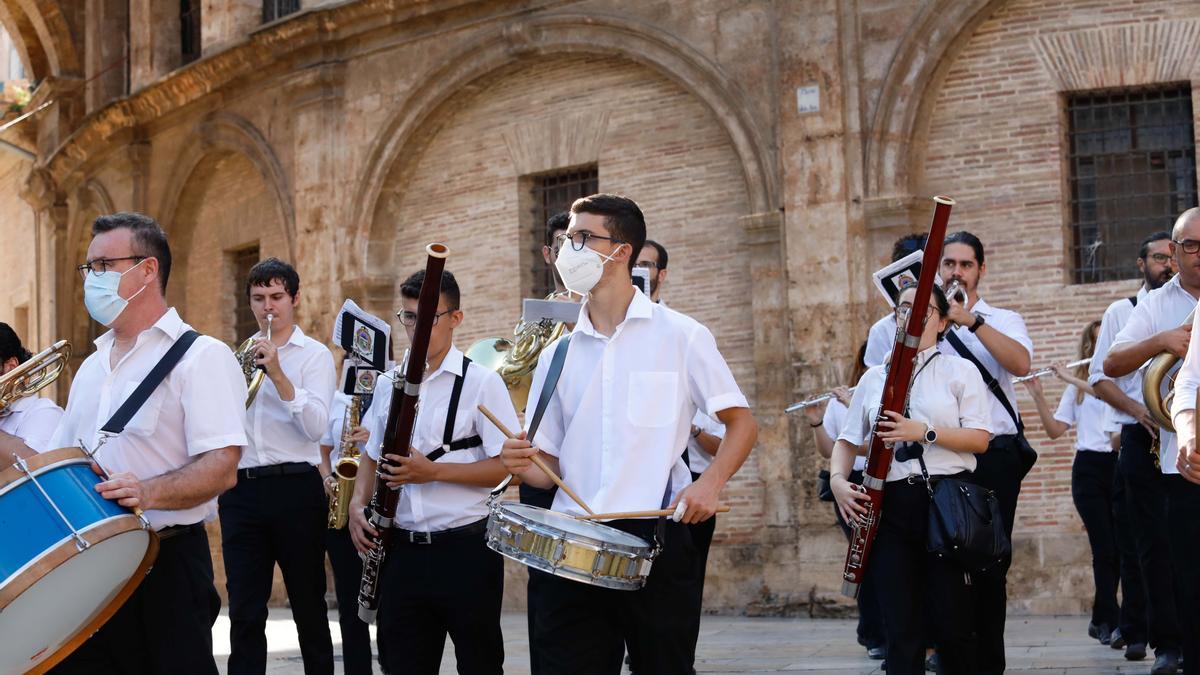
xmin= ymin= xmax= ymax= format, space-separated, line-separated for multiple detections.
xmin=0 ymin=0 xmax=80 ymax=78
xmin=347 ymin=11 xmax=776 ymax=283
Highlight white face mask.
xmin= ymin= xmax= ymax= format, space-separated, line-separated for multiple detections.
xmin=554 ymin=241 xmax=622 ymax=295
xmin=83 ymin=259 xmax=149 ymax=327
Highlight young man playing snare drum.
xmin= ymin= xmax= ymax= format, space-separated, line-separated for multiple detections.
xmin=501 ymin=194 xmax=758 ymax=675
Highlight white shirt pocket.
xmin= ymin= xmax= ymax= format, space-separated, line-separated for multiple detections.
xmin=115 ymin=380 xmax=164 ymax=437
xmin=626 ymin=372 xmax=679 ymax=428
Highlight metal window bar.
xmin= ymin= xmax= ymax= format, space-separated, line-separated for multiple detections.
xmin=180 ymin=0 xmax=201 ymax=65
xmin=232 ymin=246 xmax=261 ymax=342
xmin=529 ymin=167 xmax=599 ymax=298
xmin=1067 ymin=85 xmax=1197 ymax=284
xmin=263 ymin=0 xmax=301 ymax=23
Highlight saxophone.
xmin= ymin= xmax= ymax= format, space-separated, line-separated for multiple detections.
xmin=328 ymin=394 xmax=363 ymax=529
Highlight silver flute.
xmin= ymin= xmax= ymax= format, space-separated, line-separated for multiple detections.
xmin=1013 ymin=358 xmax=1092 ymax=384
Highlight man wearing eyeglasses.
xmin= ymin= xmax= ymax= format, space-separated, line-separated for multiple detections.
xmin=1089 ymin=230 xmax=1172 ymax=660
xmin=635 ymin=239 xmax=669 ymax=302
xmin=1107 ymin=211 xmax=1200 ymax=675
xmin=218 ymin=257 xmax=337 ymax=675
xmin=348 ymin=268 xmax=517 ymax=675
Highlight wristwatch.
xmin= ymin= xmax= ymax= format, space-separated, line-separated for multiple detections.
xmin=923 ymin=423 xmax=938 ymax=445
xmin=969 ymin=313 xmax=986 ymax=333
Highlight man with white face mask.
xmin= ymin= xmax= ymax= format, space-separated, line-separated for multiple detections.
xmin=501 ymin=194 xmax=759 ymax=674
xmin=34 ymin=213 xmax=248 ymax=675
xmin=0 ymin=322 xmax=63 ymax=452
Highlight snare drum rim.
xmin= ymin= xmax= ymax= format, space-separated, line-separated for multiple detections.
xmin=494 ymin=502 xmax=652 ymax=554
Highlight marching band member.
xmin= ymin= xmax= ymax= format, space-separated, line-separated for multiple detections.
xmin=349 ymin=268 xmax=518 ymax=675
xmin=1089 ymin=230 xmax=1171 ymax=658
xmin=44 ymin=213 xmax=248 ymax=674
xmin=863 ymin=233 xmax=927 ymax=367
xmin=831 ymin=283 xmax=992 ymax=675
xmin=219 ymin=258 xmax=336 ymax=675
xmin=936 ymin=231 xmax=1034 ymax=675
xmin=0 ymin=321 xmax=63 ymax=451
xmin=1104 ymin=211 xmax=1200 ymax=674
xmin=635 ymin=238 xmax=669 ymax=303
xmin=1022 ymin=321 xmax=1121 ymax=645
xmin=501 ymin=194 xmax=758 ymax=674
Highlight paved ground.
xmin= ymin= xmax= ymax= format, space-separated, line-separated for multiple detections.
xmin=216 ymin=610 xmax=1163 ymax=674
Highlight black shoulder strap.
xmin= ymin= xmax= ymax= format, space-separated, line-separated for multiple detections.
xmin=527 ymin=334 xmax=571 ymax=442
xmin=1128 ymin=295 xmax=1139 ymax=307
xmin=101 ymin=330 xmax=201 ymax=435
xmin=427 ymin=354 xmax=481 ymax=462
xmin=944 ymin=330 xmax=1022 ymax=431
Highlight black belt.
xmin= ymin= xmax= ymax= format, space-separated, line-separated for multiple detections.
xmin=903 ymin=470 xmax=971 ymax=486
xmin=157 ymin=522 xmax=204 ymax=541
xmin=392 ymin=518 xmax=487 ymax=545
xmin=238 ymin=462 xmax=315 ymax=480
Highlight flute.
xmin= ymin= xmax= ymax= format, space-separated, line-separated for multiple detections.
xmin=785 ymin=387 xmax=857 ymax=413
xmin=1013 ymin=358 xmax=1091 ymax=384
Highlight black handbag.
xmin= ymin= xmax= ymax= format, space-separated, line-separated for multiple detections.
xmin=916 ymin=452 xmax=1010 ymax=573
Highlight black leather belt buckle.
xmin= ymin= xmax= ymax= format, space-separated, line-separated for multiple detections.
xmin=407 ymin=530 xmax=433 ymax=545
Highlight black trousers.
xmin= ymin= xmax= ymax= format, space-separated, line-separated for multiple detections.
xmin=520 ymin=483 xmax=557 ymax=675
xmin=50 ymin=524 xmax=221 ymax=675
xmin=1071 ymin=450 xmax=1119 ymax=629
xmin=219 ymin=468 xmax=334 ymax=675
xmin=967 ymin=433 xmax=1025 ymax=675
xmin=1112 ymin=454 xmax=1148 ymax=644
xmin=376 ymin=522 xmax=504 ymax=675
xmin=533 ymin=519 xmax=702 ymax=675
xmin=869 ymin=478 xmax=975 ymax=675
xmin=833 ymin=470 xmax=886 ymax=649
xmin=1118 ymin=424 xmax=1181 ymax=651
xmin=326 ymin=527 xmax=373 ymax=675
xmin=1165 ymin=475 xmax=1200 ymax=670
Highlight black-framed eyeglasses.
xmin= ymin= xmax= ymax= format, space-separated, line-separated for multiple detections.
xmin=556 ymin=231 xmax=621 ymax=252
xmin=1144 ymin=252 xmax=1172 ymax=264
xmin=634 ymin=261 xmax=659 ymax=270
xmin=396 ymin=309 xmax=453 ymax=327
xmin=76 ymin=256 xmax=146 ymax=280
xmin=1174 ymin=240 xmax=1200 ymax=255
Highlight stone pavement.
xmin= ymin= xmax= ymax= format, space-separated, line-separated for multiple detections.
xmin=217 ymin=610 xmax=1162 ymax=674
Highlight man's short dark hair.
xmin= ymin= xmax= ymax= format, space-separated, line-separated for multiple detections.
xmin=91 ymin=213 xmax=172 ymax=292
xmin=643 ymin=239 xmax=668 ymax=270
xmin=891 ymin=233 xmax=927 ymax=263
xmin=1139 ymin=231 xmax=1172 ymax=259
xmin=570 ymin=194 xmax=646 ymax=271
xmin=0 ymin=322 xmax=30 ymax=364
xmin=246 ymin=257 xmax=300 ymax=299
xmin=944 ymin=231 xmax=985 ymax=265
xmin=400 ymin=269 xmax=461 ymax=311
xmin=546 ymin=212 xmax=570 ymax=246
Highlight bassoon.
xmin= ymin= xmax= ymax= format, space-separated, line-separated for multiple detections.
xmin=841 ymin=196 xmax=954 ymax=598
xmin=357 ymin=243 xmax=449 ymax=623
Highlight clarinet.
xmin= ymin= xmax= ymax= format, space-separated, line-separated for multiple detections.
xmin=841 ymin=196 xmax=955 ymax=598
xmin=357 ymin=243 xmax=449 ymax=623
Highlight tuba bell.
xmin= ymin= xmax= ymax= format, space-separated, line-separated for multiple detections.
xmin=467 ymin=292 xmax=571 ymax=411
xmin=0 ymin=340 xmax=71 ymax=412
xmin=235 ymin=313 xmax=272 ymax=408
xmin=1142 ymin=307 xmax=1194 ymax=431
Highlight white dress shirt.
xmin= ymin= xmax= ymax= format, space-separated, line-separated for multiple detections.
xmin=864 ymin=314 xmax=897 ymax=368
xmin=363 ymin=344 xmax=519 ymax=532
xmin=1113 ymin=275 xmax=1196 ymax=473
xmin=526 ymin=291 xmax=749 ymax=517
xmin=1089 ymin=287 xmax=1148 ymax=430
xmin=824 ymin=398 xmax=865 ymax=471
xmin=240 ymin=325 xmax=336 ymax=469
xmin=839 ymin=347 xmax=993 ymax=481
xmin=1054 ymin=386 xmax=1113 ymax=453
xmin=685 ymin=411 xmax=725 ymax=474
xmin=1169 ymin=295 xmax=1200 ymax=454
xmin=48 ymin=308 xmax=249 ymax=530
xmin=936 ymin=297 xmax=1033 ymax=437
xmin=2 ymin=394 xmax=63 ymax=452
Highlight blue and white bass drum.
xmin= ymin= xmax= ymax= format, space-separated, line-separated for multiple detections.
xmin=0 ymin=447 xmax=158 ymax=674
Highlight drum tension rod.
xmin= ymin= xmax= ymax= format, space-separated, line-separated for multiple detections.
xmin=12 ymin=454 xmax=90 ymax=551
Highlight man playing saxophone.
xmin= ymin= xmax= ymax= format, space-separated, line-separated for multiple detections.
xmin=0 ymin=321 xmax=63 ymax=452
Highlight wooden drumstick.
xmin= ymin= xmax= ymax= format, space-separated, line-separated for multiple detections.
xmin=477 ymin=404 xmax=595 ymax=515
xmin=576 ymin=505 xmax=732 ymax=521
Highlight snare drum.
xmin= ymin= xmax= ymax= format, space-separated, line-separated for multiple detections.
xmin=0 ymin=447 xmax=158 ymax=674
xmin=486 ymin=502 xmax=655 ymax=591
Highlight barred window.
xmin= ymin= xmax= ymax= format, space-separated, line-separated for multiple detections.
xmin=263 ymin=0 xmax=301 ymax=23
xmin=180 ymin=0 xmax=201 ymax=65
xmin=525 ymin=167 xmax=599 ymax=298
xmin=1068 ymin=85 xmax=1198 ymax=284
xmin=231 ymin=246 xmax=260 ymax=342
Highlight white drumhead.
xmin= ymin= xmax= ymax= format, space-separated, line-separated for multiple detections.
xmin=0 ymin=528 xmax=150 ymax=674
xmin=503 ymin=503 xmax=650 ymax=548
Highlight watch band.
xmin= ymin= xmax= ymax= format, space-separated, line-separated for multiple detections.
xmin=969 ymin=313 xmax=985 ymax=333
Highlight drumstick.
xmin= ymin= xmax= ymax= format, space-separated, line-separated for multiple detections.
xmin=576 ymin=505 xmax=732 ymax=521
xmin=477 ymin=404 xmax=595 ymax=515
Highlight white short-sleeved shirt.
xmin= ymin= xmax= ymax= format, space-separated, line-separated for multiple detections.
xmin=864 ymin=314 xmax=897 ymax=368
xmin=1054 ymin=385 xmax=1112 ymax=453
xmin=48 ymin=308 xmax=249 ymax=530
xmin=1170 ymin=298 xmax=1200 ymax=454
xmin=823 ymin=398 xmax=865 ymax=471
xmin=1112 ymin=275 xmax=1196 ymax=473
xmin=685 ymin=410 xmax=724 ymax=474
xmin=839 ymin=347 xmax=993 ymax=481
xmin=363 ymin=344 xmax=519 ymax=532
xmin=936 ymin=298 xmax=1033 ymax=437
xmin=240 ymin=325 xmax=336 ymax=469
xmin=526 ymin=291 xmax=749 ymax=517
xmin=320 ymin=391 xmax=373 ymax=457
xmin=1 ymin=394 xmax=63 ymax=452
xmin=1089 ymin=287 xmax=1147 ymax=429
